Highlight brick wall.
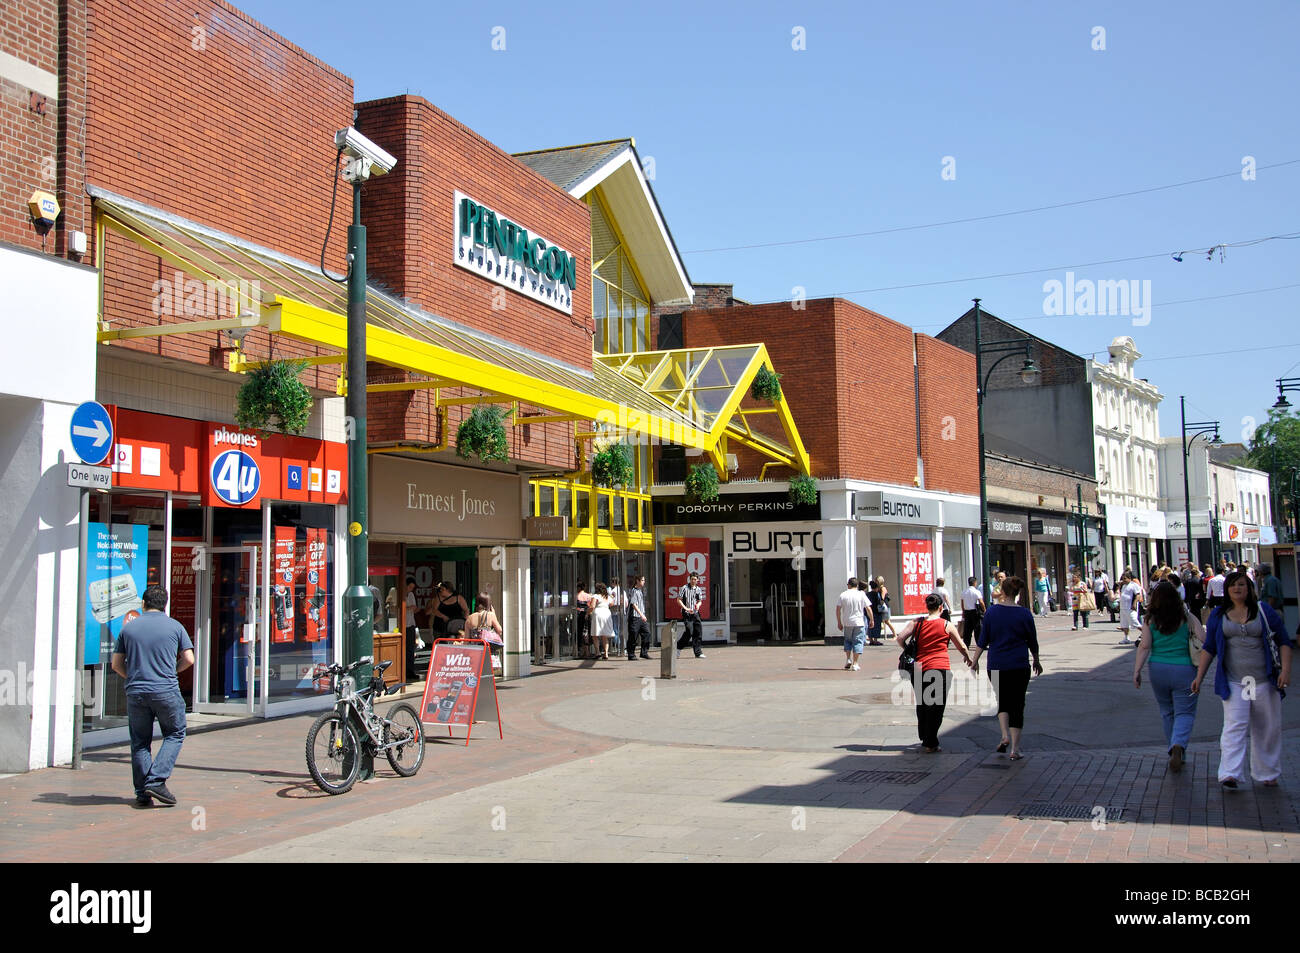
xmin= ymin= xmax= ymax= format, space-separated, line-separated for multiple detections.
xmin=681 ymin=298 xmax=922 ymax=485
xmin=354 ymin=95 xmax=589 ymax=468
xmin=916 ymin=334 xmax=978 ymax=495
xmin=987 ymin=455 xmax=1100 ymax=512
xmin=0 ymin=0 xmax=84 ymax=256
xmin=355 ymin=95 xmax=593 ymax=371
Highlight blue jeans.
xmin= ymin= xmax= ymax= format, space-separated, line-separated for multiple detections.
xmin=127 ymin=690 xmax=187 ymax=796
xmin=1148 ymin=662 xmax=1198 ymax=751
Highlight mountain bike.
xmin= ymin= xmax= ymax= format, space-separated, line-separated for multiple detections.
xmin=305 ymin=655 xmax=425 ymax=794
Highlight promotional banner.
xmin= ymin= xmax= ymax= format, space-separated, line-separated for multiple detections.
xmin=663 ymin=537 xmax=709 ymax=619
xmin=303 ymin=528 xmax=328 ymax=643
xmin=272 ymin=526 xmax=297 ymax=643
xmin=420 ymin=641 xmax=486 ymax=728
xmin=169 ymin=541 xmax=201 ymax=635
xmin=84 ymin=523 xmax=149 ymax=665
xmin=900 ymin=539 xmax=935 ymax=616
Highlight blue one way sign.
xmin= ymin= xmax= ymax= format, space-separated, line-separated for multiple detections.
xmin=69 ymin=401 xmax=114 ymax=466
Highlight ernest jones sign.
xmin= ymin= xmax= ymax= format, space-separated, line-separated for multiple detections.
xmin=370 ymin=456 xmax=522 ymax=541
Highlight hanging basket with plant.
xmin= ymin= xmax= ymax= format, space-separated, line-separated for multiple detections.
xmin=235 ymin=358 xmax=314 ymax=435
xmin=684 ymin=461 xmax=720 ymax=503
xmin=591 ymin=443 xmax=634 ymax=488
xmin=456 ymin=405 xmax=510 ymax=463
xmin=788 ymin=473 xmax=818 ymax=507
xmin=750 ymin=365 xmax=783 ymax=403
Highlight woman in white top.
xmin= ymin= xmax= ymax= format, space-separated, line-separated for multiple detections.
xmin=587 ymin=583 xmax=615 ymax=660
xmin=1118 ymin=573 xmax=1144 ymax=645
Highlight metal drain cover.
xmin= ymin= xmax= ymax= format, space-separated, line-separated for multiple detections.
xmin=837 ymin=770 xmax=930 ymax=784
xmin=1016 ymin=803 xmax=1126 ymax=821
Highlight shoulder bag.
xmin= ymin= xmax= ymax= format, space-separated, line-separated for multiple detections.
xmin=1183 ymin=606 xmax=1203 ymax=661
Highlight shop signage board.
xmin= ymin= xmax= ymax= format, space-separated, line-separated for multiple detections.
xmin=663 ymin=537 xmax=710 ymax=619
xmin=855 ymin=490 xmax=940 ymax=525
xmin=525 ymin=515 xmax=568 ymax=540
xmin=987 ymin=509 xmax=1028 ymax=540
xmin=69 ymin=401 xmax=114 ymax=465
xmin=371 ymin=455 xmax=522 ymax=540
xmin=900 ymin=539 xmax=935 ymax=615
xmin=419 ymin=639 xmax=503 ymax=744
xmin=654 ymin=492 xmax=820 ymax=525
xmin=727 ymin=523 xmax=823 ymax=560
xmin=1031 ymin=516 xmax=1068 ymax=541
xmin=102 ymin=406 xmax=347 ymax=506
xmin=453 ymin=189 xmax=577 ymax=315
xmin=84 ymin=523 xmax=149 ymax=665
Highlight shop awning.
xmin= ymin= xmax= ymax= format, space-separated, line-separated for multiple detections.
xmin=91 ymin=191 xmax=809 ymax=474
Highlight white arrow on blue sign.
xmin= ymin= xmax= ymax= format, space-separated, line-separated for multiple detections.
xmin=69 ymin=401 xmax=114 ymax=465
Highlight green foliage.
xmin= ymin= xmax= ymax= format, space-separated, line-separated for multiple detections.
xmin=1246 ymin=406 xmax=1300 ymax=520
xmin=750 ymin=365 xmax=783 ymax=403
xmin=788 ymin=473 xmax=818 ymax=507
xmin=591 ymin=443 xmax=634 ymax=488
xmin=456 ymin=405 xmax=510 ymax=463
xmin=235 ymin=359 xmax=313 ymax=435
xmin=685 ymin=461 xmax=720 ymax=503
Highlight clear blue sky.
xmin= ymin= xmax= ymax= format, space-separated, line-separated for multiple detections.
xmin=242 ymin=0 xmax=1299 ymax=443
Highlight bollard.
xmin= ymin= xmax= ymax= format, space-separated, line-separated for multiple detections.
xmin=661 ymin=621 xmax=678 ymax=679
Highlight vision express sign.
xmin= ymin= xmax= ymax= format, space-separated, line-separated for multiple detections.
xmin=654 ymin=491 xmax=820 ymax=525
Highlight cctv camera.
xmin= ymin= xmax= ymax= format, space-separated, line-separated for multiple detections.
xmin=334 ymin=127 xmax=397 ymax=180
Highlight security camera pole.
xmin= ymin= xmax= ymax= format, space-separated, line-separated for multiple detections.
xmin=336 ymin=127 xmax=396 ymax=779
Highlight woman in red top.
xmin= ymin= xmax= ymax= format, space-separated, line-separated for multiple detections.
xmin=897 ymin=592 xmax=973 ymax=753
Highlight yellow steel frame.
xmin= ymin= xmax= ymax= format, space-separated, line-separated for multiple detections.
xmin=529 ymin=476 xmax=654 ymax=552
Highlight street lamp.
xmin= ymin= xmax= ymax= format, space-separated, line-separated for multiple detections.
xmin=1272 ymin=377 xmax=1300 ymax=409
xmin=1179 ymin=395 xmax=1220 ymax=570
xmin=334 ymin=126 xmax=396 ymax=777
xmin=973 ymin=298 xmax=1039 ymax=604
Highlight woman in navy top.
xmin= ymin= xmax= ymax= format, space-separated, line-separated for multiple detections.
xmin=969 ymin=576 xmax=1043 ymax=761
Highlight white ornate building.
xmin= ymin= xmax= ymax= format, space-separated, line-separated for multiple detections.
xmin=1087 ymin=337 xmax=1164 ymax=578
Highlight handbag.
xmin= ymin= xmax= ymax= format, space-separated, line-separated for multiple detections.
xmin=1079 ymin=590 xmax=1096 ymax=612
xmin=1183 ymin=606 xmax=1203 ymax=660
xmin=1260 ymin=610 xmax=1285 ymax=699
xmin=898 ymin=633 xmax=918 ymax=676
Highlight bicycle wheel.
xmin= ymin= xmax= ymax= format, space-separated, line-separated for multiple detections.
xmin=383 ymin=702 xmax=426 ymax=777
xmin=306 ymin=710 xmax=361 ymax=794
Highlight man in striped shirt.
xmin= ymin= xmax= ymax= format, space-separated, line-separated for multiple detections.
xmin=675 ymin=571 xmax=706 ymax=659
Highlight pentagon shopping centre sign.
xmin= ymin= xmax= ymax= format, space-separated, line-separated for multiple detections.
xmin=454 ymin=190 xmax=577 ymax=315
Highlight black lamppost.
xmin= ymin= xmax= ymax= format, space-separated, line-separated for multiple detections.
xmin=1179 ymin=395 xmax=1220 ymax=569
xmin=1271 ymin=377 xmax=1300 ymax=411
xmin=973 ymin=299 xmax=1040 ymax=604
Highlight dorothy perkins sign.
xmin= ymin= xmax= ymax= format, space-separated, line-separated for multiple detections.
xmin=454 ymin=190 xmax=578 ymax=315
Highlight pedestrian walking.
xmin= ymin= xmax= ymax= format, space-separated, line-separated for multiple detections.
xmin=1133 ymin=581 xmax=1205 ymax=773
xmin=1258 ymin=563 xmax=1284 ymax=612
xmin=1193 ymin=570 xmax=1293 ymax=789
xmin=836 ymin=577 xmax=873 ymax=671
xmin=588 ymin=583 xmax=615 ymax=660
xmin=466 ymin=592 xmax=504 ymax=672
xmin=1118 ymin=573 xmax=1144 ymax=644
xmin=877 ymin=579 xmax=898 ymax=638
xmin=1203 ymin=565 xmax=1227 ymax=625
xmin=574 ymin=582 xmax=593 ymax=658
xmin=896 ymin=592 xmax=972 ymax=753
xmin=110 ymin=584 xmax=194 ymax=807
xmin=865 ymin=579 xmax=885 ymax=645
xmin=959 ymin=576 xmax=985 ymax=644
xmin=968 ymin=576 xmax=1042 ymax=760
xmin=1182 ymin=566 xmax=1206 ymax=622
xmin=625 ymin=575 xmax=653 ymax=660
xmin=675 ymin=571 xmax=706 ymax=659
xmin=933 ymin=577 xmax=954 ymax=622
xmin=1033 ymin=567 xmax=1051 ymax=617
xmin=607 ymin=578 xmax=623 ymax=655
xmin=1070 ymin=572 xmax=1095 ymax=630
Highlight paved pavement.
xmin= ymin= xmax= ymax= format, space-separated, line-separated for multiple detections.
xmin=3 ymin=611 xmax=1298 ymax=862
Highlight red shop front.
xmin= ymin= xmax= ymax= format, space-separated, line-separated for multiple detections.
xmin=83 ymin=406 xmax=349 ymax=734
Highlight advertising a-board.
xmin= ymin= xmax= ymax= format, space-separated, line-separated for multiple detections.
xmin=420 ymin=642 xmax=486 ymax=727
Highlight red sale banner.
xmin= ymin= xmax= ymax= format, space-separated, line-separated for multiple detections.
xmin=304 ymin=528 xmax=328 ymax=643
xmin=900 ymin=539 xmax=935 ymax=616
xmin=272 ymin=526 xmax=296 ymax=643
xmin=664 ymin=537 xmax=709 ymax=619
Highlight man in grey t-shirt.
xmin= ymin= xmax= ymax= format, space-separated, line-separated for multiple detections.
xmin=625 ymin=575 xmax=652 ymax=660
xmin=111 ymin=584 xmax=194 ymax=807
